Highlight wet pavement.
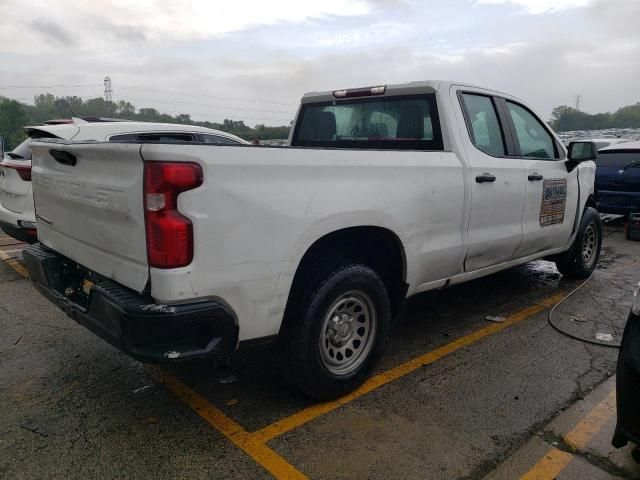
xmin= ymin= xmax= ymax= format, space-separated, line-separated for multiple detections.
xmin=0 ymin=221 xmax=639 ymax=479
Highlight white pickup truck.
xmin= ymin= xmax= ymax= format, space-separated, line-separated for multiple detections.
xmin=25 ymin=81 xmax=602 ymax=399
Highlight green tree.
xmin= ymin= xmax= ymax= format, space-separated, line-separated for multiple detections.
xmin=0 ymin=93 xmax=292 ymax=146
xmin=0 ymin=98 xmax=29 ymax=150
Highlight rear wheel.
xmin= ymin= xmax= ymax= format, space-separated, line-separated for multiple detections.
xmin=555 ymin=207 xmax=602 ymax=279
xmin=279 ymin=263 xmax=390 ymax=400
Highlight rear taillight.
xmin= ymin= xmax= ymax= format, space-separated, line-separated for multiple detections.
xmin=0 ymin=161 xmax=32 ymax=181
xmin=16 ymin=167 xmax=31 ymax=181
xmin=143 ymin=161 xmax=203 ymax=269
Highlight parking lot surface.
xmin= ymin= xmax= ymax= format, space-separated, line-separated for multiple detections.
xmin=1 ymin=222 xmax=639 ymax=479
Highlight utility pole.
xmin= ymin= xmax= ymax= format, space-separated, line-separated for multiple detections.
xmin=104 ymin=76 xmax=113 ymax=102
xmin=574 ymin=94 xmax=581 ymax=111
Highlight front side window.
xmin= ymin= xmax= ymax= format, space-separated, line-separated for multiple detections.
xmin=506 ymin=102 xmax=557 ymax=159
xmin=460 ymin=94 xmax=505 ymax=157
xmin=292 ymin=94 xmax=443 ymax=150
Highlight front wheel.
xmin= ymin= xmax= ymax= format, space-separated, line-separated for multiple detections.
xmin=279 ymin=263 xmax=391 ymax=400
xmin=555 ymin=207 xmax=602 ymax=279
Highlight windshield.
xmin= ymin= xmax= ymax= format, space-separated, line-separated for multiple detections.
xmin=596 ymin=150 xmax=640 ymax=168
xmin=292 ymin=94 xmax=443 ymax=150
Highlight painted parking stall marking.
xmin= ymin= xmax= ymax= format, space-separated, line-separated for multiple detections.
xmin=2 ymin=253 xmax=574 ymax=480
xmin=0 ymin=234 xmax=27 ymax=276
xmin=520 ymin=388 xmax=617 ymax=480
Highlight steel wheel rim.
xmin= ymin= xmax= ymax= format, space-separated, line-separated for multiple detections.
xmin=582 ymin=223 xmax=598 ymax=265
xmin=319 ymin=290 xmax=377 ymax=376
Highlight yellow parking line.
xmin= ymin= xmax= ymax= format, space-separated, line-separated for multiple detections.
xmin=3 ymin=249 xmax=569 ymax=479
xmin=564 ymin=388 xmax=617 ymax=451
xmin=253 ymin=292 xmax=566 ymax=443
xmin=520 ymin=448 xmax=574 ymax=480
xmin=519 ymin=388 xmax=616 ymax=479
xmin=158 ymin=370 xmax=308 ymax=480
xmin=0 ymin=248 xmax=28 ymax=277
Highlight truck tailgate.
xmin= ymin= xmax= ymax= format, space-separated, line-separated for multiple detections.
xmin=29 ymin=141 xmax=149 ymax=292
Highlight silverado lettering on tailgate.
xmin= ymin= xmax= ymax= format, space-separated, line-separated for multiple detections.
xmin=34 ymin=175 xmax=125 ymax=211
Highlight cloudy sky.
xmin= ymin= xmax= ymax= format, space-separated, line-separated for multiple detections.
xmin=0 ymin=0 xmax=638 ymax=125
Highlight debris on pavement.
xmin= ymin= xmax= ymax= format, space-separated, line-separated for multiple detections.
xmin=485 ymin=315 xmax=505 ymax=323
xmin=595 ymin=332 xmax=614 ymax=342
xmin=133 ymin=385 xmax=152 ymax=394
xmin=218 ymin=375 xmax=239 ymax=384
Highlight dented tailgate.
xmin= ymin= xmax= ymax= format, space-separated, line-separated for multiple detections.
xmin=29 ymin=141 xmax=149 ymax=292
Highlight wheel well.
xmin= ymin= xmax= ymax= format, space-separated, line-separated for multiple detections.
xmin=585 ymin=194 xmax=597 ymax=210
xmin=285 ymin=226 xmax=408 ymax=321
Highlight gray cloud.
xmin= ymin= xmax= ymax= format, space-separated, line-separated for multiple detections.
xmin=29 ymin=19 xmax=75 ymax=47
xmin=1 ymin=0 xmax=638 ymax=126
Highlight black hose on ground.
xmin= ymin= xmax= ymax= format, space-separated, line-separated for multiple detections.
xmin=547 ymin=274 xmax=621 ymax=348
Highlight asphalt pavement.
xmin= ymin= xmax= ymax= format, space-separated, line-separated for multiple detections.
xmin=0 ymin=222 xmax=638 ymax=479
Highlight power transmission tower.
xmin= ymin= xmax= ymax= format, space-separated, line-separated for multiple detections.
xmin=574 ymin=94 xmax=581 ymax=111
xmin=104 ymin=76 xmax=113 ymax=102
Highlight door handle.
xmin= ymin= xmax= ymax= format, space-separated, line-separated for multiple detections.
xmin=528 ymin=173 xmax=543 ymax=181
xmin=475 ymin=173 xmax=496 ymax=183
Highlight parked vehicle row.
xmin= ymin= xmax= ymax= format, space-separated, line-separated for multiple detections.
xmin=0 ymin=119 xmax=247 ymax=242
xmin=595 ymin=141 xmax=640 ymax=216
xmin=22 ymin=80 xmax=603 ymax=400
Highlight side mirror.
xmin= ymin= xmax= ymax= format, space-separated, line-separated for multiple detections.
xmin=567 ymin=141 xmax=597 ymax=162
xmin=566 ymin=141 xmax=597 ymax=172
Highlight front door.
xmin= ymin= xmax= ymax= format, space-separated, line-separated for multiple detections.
xmin=502 ymin=100 xmax=578 ymax=258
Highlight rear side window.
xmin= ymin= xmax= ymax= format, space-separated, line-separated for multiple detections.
xmin=6 ymin=139 xmax=33 ymax=160
xmin=596 ymin=151 xmax=640 ymax=168
xmin=201 ymin=134 xmax=241 ymax=145
xmin=292 ymin=94 xmax=443 ymax=150
xmin=7 ymin=130 xmax=63 ymax=160
xmin=506 ymin=102 xmax=557 ymax=159
xmin=460 ymin=94 xmax=505 ymax=157
xmin=109 ymin=132 xmax=196 ymax=142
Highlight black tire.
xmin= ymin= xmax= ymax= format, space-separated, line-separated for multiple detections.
xmin=555 ymin=207 xmax=602 ymax=279
xmin=279 ymin=263 xmax=391 ymax=400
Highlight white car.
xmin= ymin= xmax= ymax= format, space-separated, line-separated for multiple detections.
xmin=0 ymin=119 xmax=248 ymax=242
xmin=25 ymin=81 xmax=601 ymax=399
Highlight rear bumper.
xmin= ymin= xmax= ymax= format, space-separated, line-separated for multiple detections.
xmin=23 ymin=243 xmax=238 ymax=363
xmin=0 ymin=220 xmax=36 ymax=243
xmin=614 ymin=310 xmax=640 ymax=448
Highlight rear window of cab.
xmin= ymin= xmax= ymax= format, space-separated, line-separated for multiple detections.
xmin=292 ymin=94 xmax=443 ymax=150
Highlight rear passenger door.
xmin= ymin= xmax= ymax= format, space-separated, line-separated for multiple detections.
xmin=456 ymin=90 xmax=526 ymax=271
xmin=501 ymin=100 xmax=578 ymax=258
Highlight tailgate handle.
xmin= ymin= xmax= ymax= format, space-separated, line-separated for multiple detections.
xmin=50 ymin=150 xmax=77 ymax=167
